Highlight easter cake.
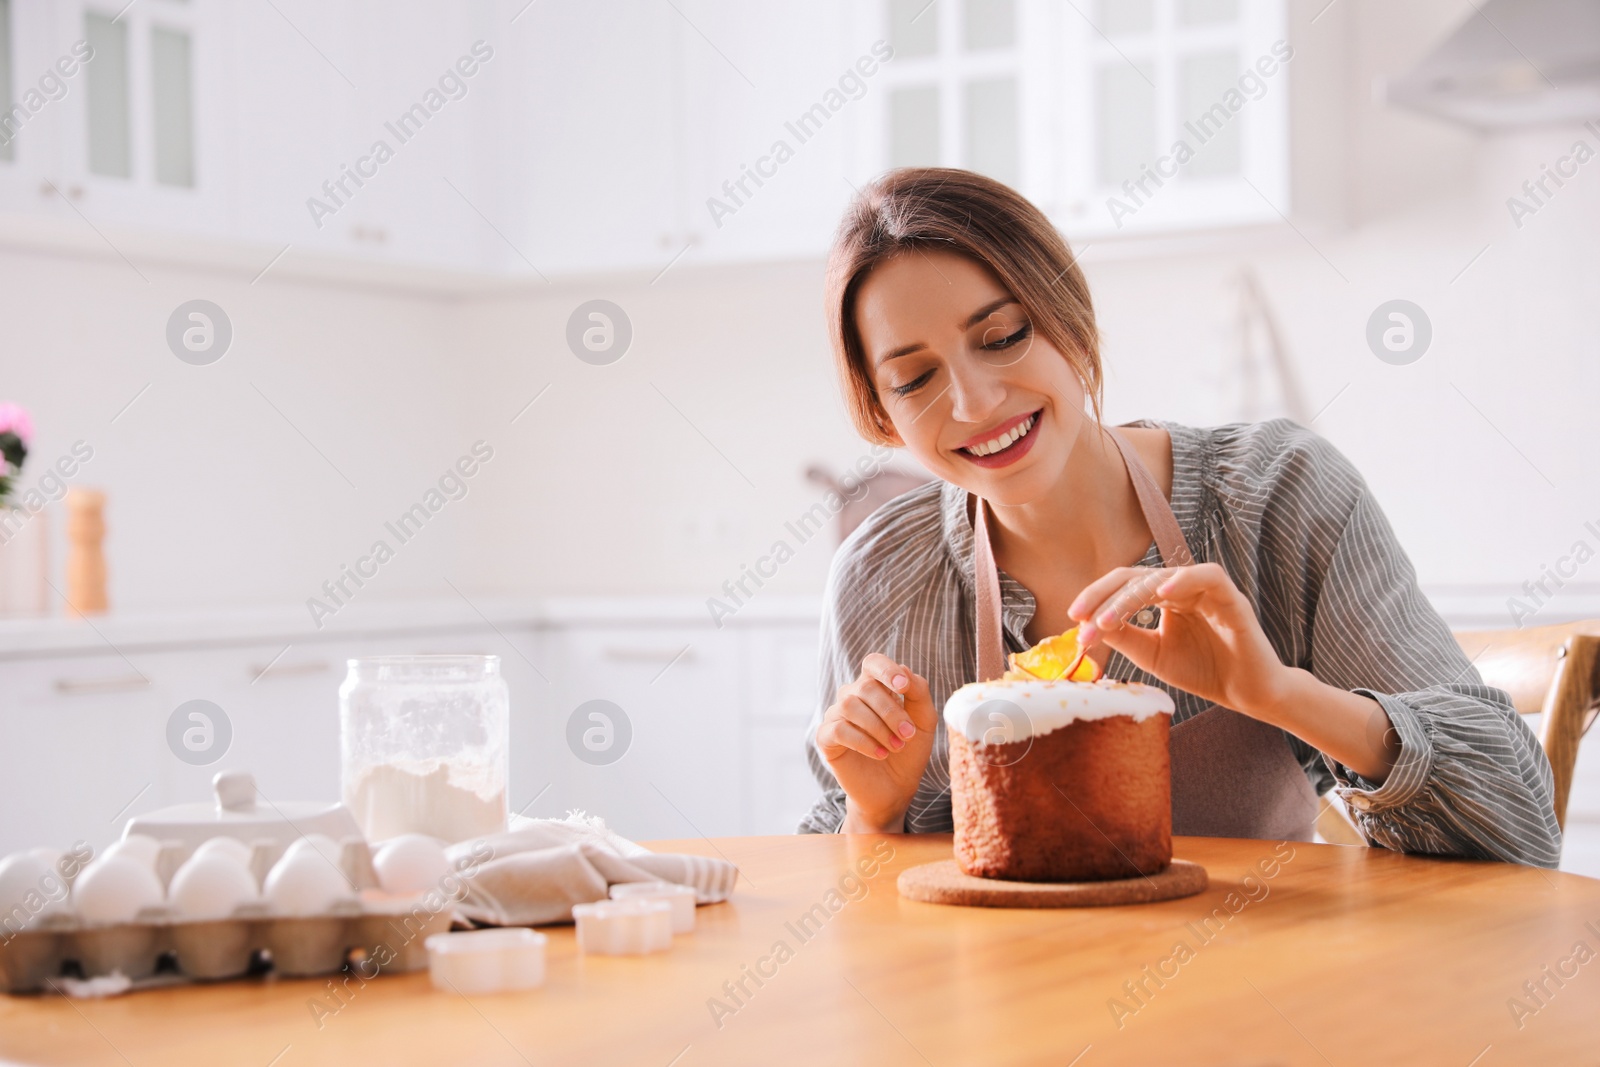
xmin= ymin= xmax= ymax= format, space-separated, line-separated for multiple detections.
xmin=944 ymin=628 xmax=1175 ymax=883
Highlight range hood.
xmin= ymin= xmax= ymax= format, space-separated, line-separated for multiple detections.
xmin=1384 ymin=0 xmax=1600 ymax=130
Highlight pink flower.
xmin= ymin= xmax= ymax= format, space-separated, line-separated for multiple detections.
xmin=0 ymin=403 xmax=32 ymax=445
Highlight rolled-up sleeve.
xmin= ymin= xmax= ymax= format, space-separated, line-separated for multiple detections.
xmin=1307 ymin=475 xmax=1561 ymax=867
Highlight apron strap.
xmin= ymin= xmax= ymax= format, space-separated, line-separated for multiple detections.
xmin=972 ymin=496 xmax=1009 ymax=684
xmin=970 ymin=423 xmax=1193 ymax=681
xmin=1104 ymin=425 xmax=1195 ymax=568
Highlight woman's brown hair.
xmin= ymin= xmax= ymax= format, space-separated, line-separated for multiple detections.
xmin=824 ymin=167 xmax=1103 ymax=445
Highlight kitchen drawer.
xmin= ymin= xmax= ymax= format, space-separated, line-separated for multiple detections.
xmin=743 ymin=719 xmax=823 ymax=836
xmin=542 ymin=624 xmax=744 ymax=842
xmin=0 ymin=655 xmax=173 ymax=858
xmin=740 ymin=624 xmax=822 ymax=721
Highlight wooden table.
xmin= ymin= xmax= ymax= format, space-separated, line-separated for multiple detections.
xmin=3 ymin=834 xmax=1598 ymax=1065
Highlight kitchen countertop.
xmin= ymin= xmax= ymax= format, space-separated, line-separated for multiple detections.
xmin=3 ymin=584 xmax=1595 ymax=661
xmin=0 ymin=595 xmax=824 ymax=660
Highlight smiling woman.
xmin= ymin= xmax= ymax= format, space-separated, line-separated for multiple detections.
xmin=800 ymin=167 xmax=1562 ymax=870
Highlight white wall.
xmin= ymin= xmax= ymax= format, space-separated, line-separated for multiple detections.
xmin=0 ymin=247 xmax=491 ymax=618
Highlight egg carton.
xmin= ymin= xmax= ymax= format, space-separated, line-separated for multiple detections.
xmin=0 ymin=834 xmax=457 ymax=995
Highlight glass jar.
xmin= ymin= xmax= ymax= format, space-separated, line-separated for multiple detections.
xmin=339 ymin=655 xmax=510 ymax=844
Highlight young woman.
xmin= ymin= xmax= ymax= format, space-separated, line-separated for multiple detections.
xmin=800 ymin=168 xmax=1560 ymax=868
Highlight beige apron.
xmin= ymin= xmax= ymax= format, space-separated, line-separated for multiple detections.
xmin=971 ymin=423 xmax=1318 ymax=842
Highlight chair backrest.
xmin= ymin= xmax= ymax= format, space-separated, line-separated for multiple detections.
xmin=1454 ymin=620 xmax=1600 ymax=830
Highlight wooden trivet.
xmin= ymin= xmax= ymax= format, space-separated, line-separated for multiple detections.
xmin=897 ymin=858 xmax=1208 ymax=908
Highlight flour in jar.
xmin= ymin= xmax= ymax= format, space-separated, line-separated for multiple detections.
xmin=346 ymin=761 xmax=507 ymax=844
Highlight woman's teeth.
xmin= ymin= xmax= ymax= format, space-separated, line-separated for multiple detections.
xmin=964 ymin=414 xmax=1036 ymax=457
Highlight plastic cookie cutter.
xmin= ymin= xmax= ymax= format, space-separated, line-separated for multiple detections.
xmin=425 ymin=928 xmax=547 ymax=995
xmin=571 ymin=898 xmax=672 ymax=955
xmin=608 ymin=881 xmax=696 ymax=934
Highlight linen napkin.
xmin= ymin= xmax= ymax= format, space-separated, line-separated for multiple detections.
xmin=442 ymin=811 xmax=740 ymax=927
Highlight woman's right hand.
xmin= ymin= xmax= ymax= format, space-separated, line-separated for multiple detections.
xmin=815 ymin=653 xmax=939 ymax=833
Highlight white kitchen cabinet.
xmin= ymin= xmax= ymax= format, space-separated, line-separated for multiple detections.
xmin=510 ymin=0 xmax=868 ymax=275
xmin=541 ymin=622 xmax=745 ymax=841
xmin=861 ymin=0 xmax=1339 ymax=241
xmin=0 ymin=0 xmax=507 ymax=272
xmin=674 ymin=1 xmax=866 ymax=267
xmin=0 ymin=0 xmax=238 ymax=238
xmin=0 ymin=654 xmax=172 ymax=859
xmin=739 ymin=623 xmax=823 ymax=833
xmin=745 ymin=721 xmax=824 ymax=836
xmin=538 ymin=617 xmax=824 ymax=842
xmin=0 ymin=623 xmax=552 ymax=858
xmin=507 ymin=0 xmax=685 ymax=278
xmin=0 ymin=599 xmax=824 ymax=858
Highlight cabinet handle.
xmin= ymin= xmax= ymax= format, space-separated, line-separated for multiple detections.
xmin=54 ymin=675 xmax=150 ymax=694
xmin=249 ymin=660 xmax=332 ymax=681
xmin=601 ymin=647 xmax=694 ymax=665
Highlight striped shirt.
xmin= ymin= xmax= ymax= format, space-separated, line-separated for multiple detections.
xmin=799 ymin=417 xmax=1562 ymax=869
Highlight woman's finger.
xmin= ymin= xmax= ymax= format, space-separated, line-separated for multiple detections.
xmin=818 ymin=715 xmax=890 ymax=761
xmin=860 ymin=652 xmax=912 ymax=695
xmin=1074 ymin=567 xmax=1175 ymax=633
xmin=838 ymin=694 xmax=902 ymax=751
xmin=1068 ymin=566 xmax=1145 ymax=622
xmin=1150 ymin=561 xmax=1231 ymax=608
xmin=841 ymin=686 xmax=910 ymax=750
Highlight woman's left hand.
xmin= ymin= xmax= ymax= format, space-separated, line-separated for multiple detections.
xmin=1070 ymin=562 xmax=1291 ymax=721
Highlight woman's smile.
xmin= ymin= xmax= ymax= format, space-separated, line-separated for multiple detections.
xmin=955 ymin=409 xmax=1043 ymax=469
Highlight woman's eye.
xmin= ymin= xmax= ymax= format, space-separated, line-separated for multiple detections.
xmin=983 ymin=323 xmax=1030 ymax=350
xmin=890 ymin=370 xmax=934 ymax=397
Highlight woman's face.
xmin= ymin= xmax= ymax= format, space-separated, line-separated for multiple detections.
xmin=854 ymin=249 xmax=1089 ymax=506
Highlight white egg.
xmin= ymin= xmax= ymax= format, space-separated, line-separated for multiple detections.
xmin=20 ymin=849 xmax=73 ymax=908
xmin=281 ymin=833 xmax=344 ymax=870
xmin=104 ymin=834 xmax=162 ymax=869
xmin=169 ymin=852 xmax=259 ymax=921
xmin=373 ymin=834 xmax=451 ymax=895
xmin=0 ymin=852 xmax=69 ymax=928
xmin=264 ymin=850 xmax=353 ymax=917
xmin=192 ymin=837 xmax=254 ymax=867
xmin=72 ymin=855 xmax=165 ymax=925
xmin=27 ymin=847 xmax=64 ymax=872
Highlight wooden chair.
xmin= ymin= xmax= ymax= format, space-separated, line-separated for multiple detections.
xmin=1315 ymin=620 xmax=1600 ymax=846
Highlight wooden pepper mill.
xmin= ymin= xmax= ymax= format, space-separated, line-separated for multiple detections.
xmin=65 ymin=487 xmax=108 ymax=616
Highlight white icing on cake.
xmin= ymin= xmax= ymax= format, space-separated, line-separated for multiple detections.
xmin=943 ymin=679 xmax=1175 ymax=743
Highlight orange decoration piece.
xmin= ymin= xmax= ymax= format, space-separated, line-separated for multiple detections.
xmin=1003 ymin=626 xmax=1101 ymax=682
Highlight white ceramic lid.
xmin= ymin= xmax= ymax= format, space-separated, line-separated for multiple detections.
xmin=123 ymin=770 xmax=363 ymax=850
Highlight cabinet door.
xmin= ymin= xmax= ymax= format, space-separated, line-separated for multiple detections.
xmin=238 ymin=0 xmax=503 ymax=273
xmin=46 ymin=0 xmax=236 ymax=236
xmin=0 ymin=654 xmax=173 ymax=859
xmin=1053 ymin=0 xmax=1291 ymax=235
xmin=677 ymin=0 xmax=858 ymax=266
xmin=511 ymin=0 xmax=684 ymax=277
xmin=545 ymin=623 xmax=743 ymax=842
xmin=0 ymin=1 xmax=65 ymax=215
xmin=739 ymin=623 xmax=823 ymax=834
xmin=744 ymin=721 xmax=826 ymax=836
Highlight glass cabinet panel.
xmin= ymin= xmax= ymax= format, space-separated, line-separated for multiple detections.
xmin=965 ymin=76 xmax=1018 ymax=187
xmin=85 ymin=12 xmax=132 ymax=179
xmin=890 ymin=84 xmax=941 ymax=167
xmin=150 ymin=26 xmax=195 ymax=187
